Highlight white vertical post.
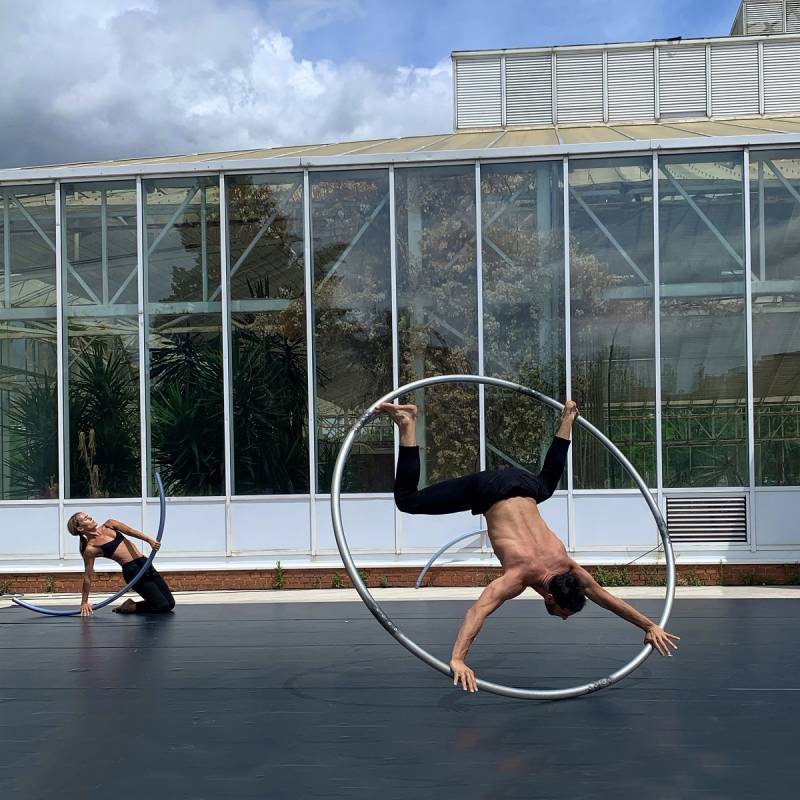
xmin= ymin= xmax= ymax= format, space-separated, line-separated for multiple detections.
xmin=743 ymin=149 xmax=758 ymax=552
xmin=653 ymin=153 xmax=665 ymax=529
xmin=500 ymin=56 xmax=507 ymax=127
xmin=653 ymin=47 xmax=661 ymax=120
xmin=55 ymin=182 xmax=66 ymax=558
xmin=602 ymin=50 xmax=609 ymax=123
xmin=218 ymin=173 xmax=233 ymax=557
xmin=389 ymin=165 xmax=402 ymax=555
xmin=303 ymin=170 xmax=317 ymax=557
xmin=757 ymin=41 xmax=765 ymax=116
xmin=475 ymin=162 xmax=486 ymax=472
xmin=758 ymin=158 xmax=766 ymax=280
xmin=100 ymin=188 xmax=108 ymax=305
xmin=136 ymin=177 xmax=149 ymax=529
xmin=563 ymin=157 xmax=575 ymax=552
xmin=475 ymin=161 xmax=489 ymax=553
xmin=705 ymin=44 xmax=713 ymax=118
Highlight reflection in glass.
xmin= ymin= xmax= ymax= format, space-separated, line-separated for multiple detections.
xmin=481 ymin=161 xmax=565 ymax=476
xmin=569 ymin=157 xmax=656 ymax=488
xmin=311 ymin=170 xmax=393 ymax=492
xmin=396 ymin=165 xmax=479 ymax=485
xmin=145 ymin=178 xmax=224 ymax=496
xmin=659 ymin=153 xmax=747 ymax=487
xmin=227 ymin=173 xmax=309 ymax=494
xmin=0 ymin=186 xmax=58 ymax=499
xmin=750 ymin=151 xmax=800 ymax=485
xmin=64 ymin=182 xmax=138 ymax=306
xmin=0 ymin=186 xmax=57 ymax=308
xmin=0 ymin=321 xmax=58 ymax=500
xmin=66 ymin=319 xmax=140 ymax=498
xmin=63 ymin=183 xmax=140 ymax=498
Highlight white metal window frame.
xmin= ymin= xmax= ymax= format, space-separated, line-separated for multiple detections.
xmin=3 ymin=142 xmax=800 ymax=563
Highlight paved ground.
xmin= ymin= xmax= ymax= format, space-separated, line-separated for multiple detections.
xmin=1 ymin=593 xmax=798 ymax=799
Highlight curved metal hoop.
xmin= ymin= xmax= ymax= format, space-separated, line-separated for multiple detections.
xmin=331 ymin=375 xmax=675 ymax=700
xmin=12 ymin=474 xmax=167 ymax=618
xmin=415 ymin=530 xmax=486 ymax=589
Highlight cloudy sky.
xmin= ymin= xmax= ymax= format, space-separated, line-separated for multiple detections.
xmin=0 ymin=0 xmax=741 ymax=168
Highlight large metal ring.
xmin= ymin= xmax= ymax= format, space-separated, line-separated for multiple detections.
xmin=11 ymin=473 xmax=167 ymax=618
xmin=330 ymin=375 xmax=675 ymax=700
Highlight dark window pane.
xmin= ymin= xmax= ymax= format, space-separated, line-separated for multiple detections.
xmin=396 ymin=165 xmax=479 ymax=486
xmin=311 ymin=170 xmax=392 ymax=493
xmin=481 ymin=161 xmax=566 ymax=477
xmin=570 ymin=157 xmax=656 ymax=488
xmin=659 ymin=153 xmax=748 ymax=487
xmin=227 ymin=173 xmax=309 ymax=495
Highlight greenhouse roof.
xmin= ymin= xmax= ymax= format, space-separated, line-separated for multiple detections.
xmin=2 ymin=116 xmax=800 ymax=183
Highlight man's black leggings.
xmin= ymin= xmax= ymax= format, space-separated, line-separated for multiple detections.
xmin=394 ymin=436 xmax=570 ymax=517
xmin=121 ymin=558 xmax=176 ymax=613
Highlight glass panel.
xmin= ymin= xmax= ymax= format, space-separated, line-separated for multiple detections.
xmin=659 ymin=153 xmax=747 ymax=487
xmin=63 ymin=182 xmax=140 ymax=498
xmin=66 ymin=317 xmax=140 ymax=498
xmin=0 ymin=320 xmax=58 ymax=499
xmin=226 ymin=173 xmax=309 ymax=495
xmin=569 ymin=157 xmax=656 ymax=488
xmin=481 ymin=161 xmax=565 ymax=476
xmin=144 ymin=178 xmax=224 ymax=496
xmin=311 ymin=169 xmax=392 ymax=492
xmin=0 ymin=185 xmax=58 ymax=500
xmin=64 ymin=182 xmax=138 ymax=306
xmin=750 ymin=151 xmax=800 ymax=486
xmin=0 ymin=186 xmax=57 ymax=308
xmin=395 ymin=165 xmax=479 ymax=485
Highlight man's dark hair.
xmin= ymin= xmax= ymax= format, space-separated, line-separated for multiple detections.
xmin=548 ymin=571 xmax=586 ymax=613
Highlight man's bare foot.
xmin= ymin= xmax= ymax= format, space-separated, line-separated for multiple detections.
xmin=376 ymin=403 xmax=417 ymax=446
xmin=113 ymin=598 xmax=137 ymax=614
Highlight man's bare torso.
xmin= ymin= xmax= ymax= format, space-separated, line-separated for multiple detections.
xmin=485 ymin=496 xmax=573 ymax=595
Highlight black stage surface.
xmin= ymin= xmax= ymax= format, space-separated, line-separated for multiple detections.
xmin=1 ymin=597 xmax=797 ymax=799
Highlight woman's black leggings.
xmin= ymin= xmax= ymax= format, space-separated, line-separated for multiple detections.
xmin=121 ymin=558 xmax=175 ymax=613
xmin=394 ymin=436 xmax=570 ymax=517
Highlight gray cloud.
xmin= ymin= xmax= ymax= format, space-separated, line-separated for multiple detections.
xmin=0 ymin=0 xmax=451 ymax=168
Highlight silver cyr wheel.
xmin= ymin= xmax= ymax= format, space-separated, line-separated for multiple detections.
xmin=330 ymin=374 xmax=675 ymax=701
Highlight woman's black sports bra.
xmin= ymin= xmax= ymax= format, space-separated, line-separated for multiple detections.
xmin=99 ymin=530 xmax=125 ymax=558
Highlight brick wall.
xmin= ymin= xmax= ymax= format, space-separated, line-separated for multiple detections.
xmin=2 ymin=562 xmax=799 ymax=595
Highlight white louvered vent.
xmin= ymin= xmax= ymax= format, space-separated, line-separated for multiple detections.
xmin=711 ymin=43 xmax=760 ymax=116
xmin=556 ymin=51 xmax=604 ymax=123
xmin=763 ymin=40 xmax=800 ymax=112
xmin=455 ymin=57 xmax=502 ymax=129
xmin=667 ymin=496 xmax=748 ymax=543
xmin=608 ymin=48 xmax=655 ymax=121
xmin=658 ymin=46 xmax=707 ymax=117
xmin=505 ymin=54 xmax=553 ymax=125
xmin=744 ymin=0 xmax=785 ymax=34
xmin=788 ymin=1 xmax=800 ymax=32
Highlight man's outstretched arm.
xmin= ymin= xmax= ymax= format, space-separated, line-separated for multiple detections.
xmin=571 ymin=564 xmax=680 ymax=656
xmin=450 ymin=573 xmax=526 ymax=692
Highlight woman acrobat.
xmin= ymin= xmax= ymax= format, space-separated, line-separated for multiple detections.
xmin=67 ymin=512 xmax=175 ymax=616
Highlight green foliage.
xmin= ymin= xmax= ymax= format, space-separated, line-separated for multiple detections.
xmin=68 ymin=338 xmax=140 ymax=497
xmin=273 ymin=561 xmax=284 ymax=590
xmin=0 ymin=581 xmax=12 ymax=596
xmin=2 ymin=375 xmax=58 ymax=499
xmin=591 ymin=565 xmax=628 ymax=587
xmin=331 ymin=572 xmax=344 ymax=590
xmin=678 ymin=572 xmax=703 ymax=587
xmin=379 ymin=576 xmax=390 ymax=589
xmin=786 ymin=568 xmax=800 ymax=586
xmin=357 ymin=569 xmax=369 ymax=587
xmin=45 ymin=575 xmax=55 ymax=593
xmin=739 ymin=572 xmax=764 ymax=587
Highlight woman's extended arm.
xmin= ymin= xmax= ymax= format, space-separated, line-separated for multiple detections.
xmin=106 ymin=519 xmax=160 ymax=551
xmin=80 ymin=552 xmax=95 ymax=616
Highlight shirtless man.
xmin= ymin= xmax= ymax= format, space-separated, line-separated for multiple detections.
xmin=378 ymin=400 xmax=679 ymax=693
